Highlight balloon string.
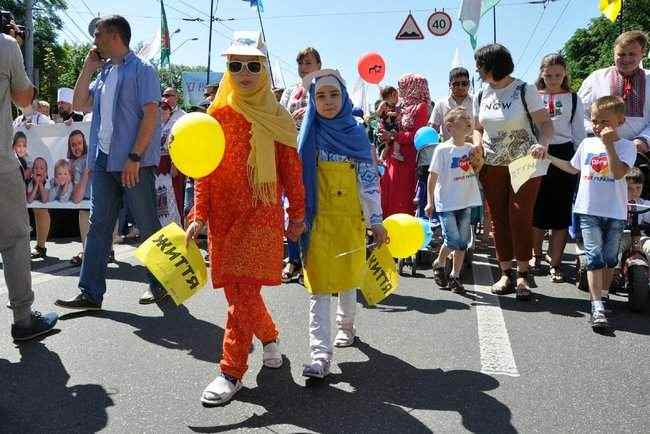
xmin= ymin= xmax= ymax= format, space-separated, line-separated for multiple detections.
xmin=335 ymin=243 xmax=377 ymax=258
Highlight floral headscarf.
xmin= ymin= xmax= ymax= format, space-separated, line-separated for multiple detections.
xmin=397 ymin=74 xmax=431 ymax=130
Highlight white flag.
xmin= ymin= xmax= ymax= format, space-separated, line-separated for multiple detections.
xmin=459 ymin=0 xmax=482 ymax=49
xmin=451 ymin=48 xmax=462 ymax=68
xmin=138 ymin=30 xmax=161 ymax=64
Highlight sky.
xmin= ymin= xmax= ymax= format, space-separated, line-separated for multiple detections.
xmin=59 ymin=0 xmax=604 ymax=103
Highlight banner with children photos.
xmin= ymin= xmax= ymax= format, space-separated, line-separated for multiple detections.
xmin=15 ymin=122 xmax=92 ymax=209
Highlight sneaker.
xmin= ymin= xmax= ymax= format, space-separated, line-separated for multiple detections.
xmin=302 ymin=358 xmax=331 ymax=379
xmin=55 ymin=293 xmax=102 ymax=310
xmin=138 ymin=288 xmax=170 ymax=305
xmin=433 ymin=266 xmax=448 ymax=288
xmin=601 ymin=296 xmax=613 ymax=315
xmin=200 ymin=374 xmax=242 ymax=406
xmin=334 ymin=328 xmax=356 ymax=347
xmin=11 ymin=311 xmax=58 ymax=341
xmin=262 ymin=340 xmax=283 ymax=368
xmin=30 ymin=246 xmax=47 ymax=260
xmin=591 ymin=310 xmax=610 ymax=331
xmin=448 ymin=276 xmax=465 ymax=294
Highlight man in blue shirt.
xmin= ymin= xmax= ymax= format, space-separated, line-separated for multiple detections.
xmin=56 ymin=15 xmax=164 ymax=309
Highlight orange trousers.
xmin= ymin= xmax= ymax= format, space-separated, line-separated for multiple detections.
xmin=220 ymin=283 xmax=279 ymax=380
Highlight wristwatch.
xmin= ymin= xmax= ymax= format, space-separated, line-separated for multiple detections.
xmin=128 ymin=152 xmax=141 ymax=162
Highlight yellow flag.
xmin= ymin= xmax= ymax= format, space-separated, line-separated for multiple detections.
xmin=135 ymin=223 xmax=208 ymax=305
xmin=360 ymin=245 xmax=399 ymax=306
xmin=599 ymin=0 xmax=622 ymax=22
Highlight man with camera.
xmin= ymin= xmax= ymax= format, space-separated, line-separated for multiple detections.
xmin=1 ymin=12 xmax=58 ymax=341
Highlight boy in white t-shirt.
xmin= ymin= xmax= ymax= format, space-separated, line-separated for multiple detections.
xmin=425 ymin=107 xmax=483 ymax=293
xmin=547 ymin=96 xmax=636 ymax=331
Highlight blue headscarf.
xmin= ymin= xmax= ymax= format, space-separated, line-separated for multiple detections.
xmin=298 ymin=72 xmax=373 ymax=253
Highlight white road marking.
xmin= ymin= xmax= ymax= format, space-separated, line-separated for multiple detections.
xmin=472 ymin=254 xmax=520 ymax=377
xmin=0 ymin=245 xmax=137 ymax=295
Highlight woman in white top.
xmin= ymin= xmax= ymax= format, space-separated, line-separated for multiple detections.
xmin=473 ymin=44 xmax=554 ymax=300
xmin=532 ymin=54 xmax=586 ymax=283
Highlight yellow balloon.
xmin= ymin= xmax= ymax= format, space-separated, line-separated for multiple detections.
xmin=168 ymin=112 xmax=225 ymax=179
xmin=383 ymin=213 xmax=425 ymax=258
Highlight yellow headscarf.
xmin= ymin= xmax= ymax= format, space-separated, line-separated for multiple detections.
xmin=208 ymin=64 xmax=297 ymax=205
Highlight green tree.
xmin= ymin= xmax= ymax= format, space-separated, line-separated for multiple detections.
xmin=563 ymin=0 xmax=650 ymax=90
xmin=0 ymin=0 xmax=67 ymax=103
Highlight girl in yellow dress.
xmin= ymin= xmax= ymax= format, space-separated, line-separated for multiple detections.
xmin=298 ymin=70 xmax=387 ymax=378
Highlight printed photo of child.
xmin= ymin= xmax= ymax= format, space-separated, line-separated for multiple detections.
xmin=48 ymin=159 xmax=74 ymax=203
xmin=27 ymin=157 xmax=49 ymax=203
xmin=67 ymin=130 xmax=90 ymax=204
xmin=13 ymin=131 xmax=31 ymax=185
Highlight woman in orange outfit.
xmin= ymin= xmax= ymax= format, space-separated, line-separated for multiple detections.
xmin=185 ymin=32 xmax=305 ymax=406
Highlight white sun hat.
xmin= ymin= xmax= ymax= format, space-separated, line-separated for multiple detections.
xmin=222 ymin=31 xmax=267 ymax=58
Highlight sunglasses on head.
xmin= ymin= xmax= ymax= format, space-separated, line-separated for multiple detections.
xmin=227 ymin=60 xmax=263 ymax=74
xmin=451 ymin=81 xmax=469 ymax=87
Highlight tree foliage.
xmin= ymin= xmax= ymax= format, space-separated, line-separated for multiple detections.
xmin=562 ymin=0 xmax=650 ymax=90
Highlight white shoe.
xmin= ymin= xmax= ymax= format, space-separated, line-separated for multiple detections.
xmin=302 ymin=358 xmax=330 ymax=378
xmin=334 ymin=328 xmax=356 ymax=347
xmin=262 ymin=340 xmax=283 ymax=368
xmin=200 ymin=375 xmax=242 ymax=406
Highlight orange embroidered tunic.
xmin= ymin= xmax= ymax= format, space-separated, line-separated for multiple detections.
xmin=194 ymin=106 xmax=305 ymax=288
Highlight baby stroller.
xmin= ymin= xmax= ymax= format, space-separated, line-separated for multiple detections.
xmin=573 ymin=154 xmax=650 ymax=313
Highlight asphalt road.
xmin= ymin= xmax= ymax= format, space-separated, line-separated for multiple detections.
xmin=1 ymin=237 xmax=649 ymax=433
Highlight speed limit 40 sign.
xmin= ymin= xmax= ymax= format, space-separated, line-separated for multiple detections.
xmin=427 ymin=11 xmax=452 ymax=37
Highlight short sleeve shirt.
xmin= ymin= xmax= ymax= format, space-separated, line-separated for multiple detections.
xmin=0 ymin=35 xmax=32 ymax=174
xmin=429 ymin=141 xmax=482 ymax=212
xmin=570 ymin=137 xmax=636 ymax=220
xmin=475 ymin=79 xmax=545 ymax=166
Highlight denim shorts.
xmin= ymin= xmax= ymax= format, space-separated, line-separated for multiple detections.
xmin=438 ymin=207 xmax=472 ymax=251
xmin=578 ymin=214 xmax=625 ymax=270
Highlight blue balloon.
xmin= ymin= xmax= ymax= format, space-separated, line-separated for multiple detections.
xmin=377 ymin=164 xmax=386 ymax=177
xmin=420 ymin=218 xmax=434 ymax=249
xmin=414 ymin=127 xmax=439 ymax=151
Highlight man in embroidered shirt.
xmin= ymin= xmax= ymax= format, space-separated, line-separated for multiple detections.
xmin=55 ymin=15 xmax=164 ymax=310
xmin=579 ymin=30 xmax=650 ymax=154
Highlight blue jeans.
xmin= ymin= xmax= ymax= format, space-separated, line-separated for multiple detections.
xmin=438 ymin=208 xmax=472 ymax=251
xmin=578 ymin=214 xmax=625 ymax=270
xmin=287 ymin=240 xmax=302 ymax=265
xmin=184 ymin=179 xmax=194 ymax=217
xmin=79 ymin=152 xmax=162 ymax=303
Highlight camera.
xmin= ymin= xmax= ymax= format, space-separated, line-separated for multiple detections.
xmin=1 ymin=11 xmax=25 ymax=40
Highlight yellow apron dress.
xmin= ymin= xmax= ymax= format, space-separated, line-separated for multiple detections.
xmin=303 ymin=161 xmax=366 ymax=294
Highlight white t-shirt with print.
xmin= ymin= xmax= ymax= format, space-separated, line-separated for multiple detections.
xmin=540 ymin=92 xmax=586 ymax=146
xmin=429 ymin=141 xmax=482 ymax=212
xmin=429 ymin=94 xmax=474 ymax=140
xmin=474 ymin=79 xmax=545 ymax=166
xmin=570 ymin=137 xmax=636 ymax=221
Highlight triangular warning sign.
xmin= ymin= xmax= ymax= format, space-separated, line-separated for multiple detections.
xmin=396 ymin=13 xmax=424 ymax=40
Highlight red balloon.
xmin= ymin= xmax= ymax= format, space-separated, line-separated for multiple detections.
xmin=357 ymin=52 xmax=386 ymax=84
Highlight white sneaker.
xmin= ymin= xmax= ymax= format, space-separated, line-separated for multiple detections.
xmin=302 ymin=358 xmax=330 ymax=378
xmin=334 ymin=328 xmax=356 ymax=347
xmin=200 ymin=375 xmax=242 ymax=406
xmin=262 ymin=340 xmax=283 ymax=368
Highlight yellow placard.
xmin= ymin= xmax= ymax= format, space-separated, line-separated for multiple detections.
xmin=360 ymin=244 xmax=399 ymax=306
xmin=508 ymin=155 xmax=550 ymax=193
xmin=134 ymin=223 xmax=208 ymax=305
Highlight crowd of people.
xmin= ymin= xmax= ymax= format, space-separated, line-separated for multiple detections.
xmin=2 ymin=13 xmax=650 ymax=407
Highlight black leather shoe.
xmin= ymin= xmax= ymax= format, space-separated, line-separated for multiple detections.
xmin=55 ymin=293 xmax=102 ymax=310
xmin=138 ymin=289 xmax=170 ymax=305
xmin=30 ymin=246 xmax=47 ymax=259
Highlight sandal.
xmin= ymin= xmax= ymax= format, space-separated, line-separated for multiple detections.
xmin=491 ymin=269 xmax=516 ymax=295
xmin=549 ymin=266 xmax=564 ymax=283
xmin=515 ymin=271 xmax=533 ymax=301
xmin=70 ymin=252 xmax=84 ymax=266
xmin=433 ymin=266 xmax=449 ymax=288
xmin=302 ymin=358 xmax=331 ymax=379
xmin=531 ymin=254 xmax=544 ymax=273
xmin=281 ymin=262 xmax=301 ymax=283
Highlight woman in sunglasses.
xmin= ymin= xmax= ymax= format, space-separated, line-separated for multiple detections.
xmin=185 ymin=32 xmax=306 ymax=406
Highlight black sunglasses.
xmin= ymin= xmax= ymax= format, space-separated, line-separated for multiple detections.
xmin=227 ymin=60 xmax=263 ymax=74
